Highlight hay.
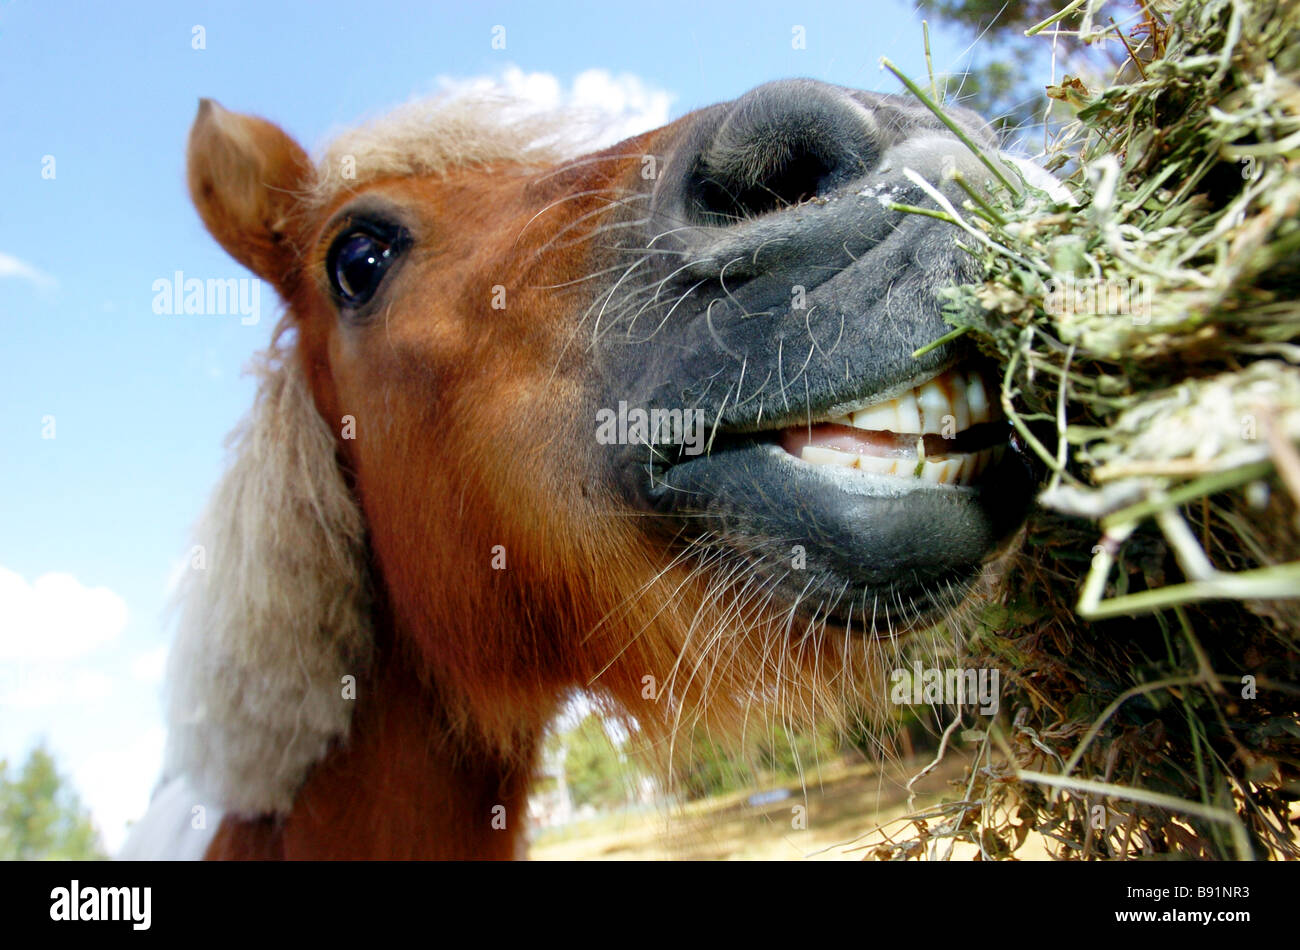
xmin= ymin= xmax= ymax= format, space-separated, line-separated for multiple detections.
xmin=873 ymin=0 xmax=1300 ymax=860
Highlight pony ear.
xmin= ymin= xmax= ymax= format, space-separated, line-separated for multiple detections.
xmin=162 ymin=347 xmax=373 ymax=815
xmin=187 ymin=99 xmax=314 ymax=284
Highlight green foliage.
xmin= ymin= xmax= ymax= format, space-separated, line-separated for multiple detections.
xmin=917 ymin=0 xmax=1116 ymax=138
xmin=559 ymin=714 xmax=640 ymax=810
xmin=920 ymin=0 xmax=1048 ymax=133
xmin=922 ymin=0 xmax=1055 ymax=32
xmin=677 ymin=724 xmax=846 ymax=801
xmin=550 ymin=712 xmax=850 ymax=807
xmin=0 ymin=744 xmax=106 ymax=860
xmin=754 ymin=723 xmax=843 ymax=776
xmin=679 ymin=734 xmax=754 ymax=801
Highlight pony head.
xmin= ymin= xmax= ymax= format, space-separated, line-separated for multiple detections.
xmin=160 ymin=81 xmax=1035 ymax=855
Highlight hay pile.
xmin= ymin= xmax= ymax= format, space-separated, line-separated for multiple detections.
xmin=876 ymin=0 xmax=1300 ymax=859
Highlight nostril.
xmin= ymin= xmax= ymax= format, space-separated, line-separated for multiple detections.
xmin=680 ymin=83 xmax=878 ymax=225
xmin=692 ymin=142 xmax=837 ymax=223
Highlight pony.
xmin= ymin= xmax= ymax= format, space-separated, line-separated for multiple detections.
xmin=122 ymin=79 xmax=1052 ymax=859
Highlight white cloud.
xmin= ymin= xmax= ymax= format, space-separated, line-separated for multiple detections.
xmin=435 ymin=66 xmax=675 ymax=149
xmin=0 ymin=667 xmax=114 ymax=708
xmin=0 ymin=567 xmax=128 ymax=661
xmin=75 ymin=725 xmax=167 ymax=854
xmin=0 ymin=567 xmax=159 ymax=856
xmin=129 ymin=645 xmax=168 ymax=684
xmin=570 ymin=68 xmax=676 ymax=145
xmin=491 ymin=66 xmax=564 ymax=109
xmin=0 ymin=251 xmax=55 ymax=288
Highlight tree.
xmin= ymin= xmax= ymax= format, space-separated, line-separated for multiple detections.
xmin=561 ymin=714 xmax=641 ymax=810
xmin=918 ymin=0 xmax=1141 ymax=141
xmin=0 ymin=744 xmax=106 ymax=860
xmin=755 ymin=722 xmax=843 ymax=778
xmin=678 ymin=734 xmax=754 ymax=801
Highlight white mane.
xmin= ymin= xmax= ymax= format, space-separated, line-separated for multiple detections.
xmin=308 ymin=92 xmax=585 ymax=206
xmin=160 ymin=345 xmax=371 ymax=816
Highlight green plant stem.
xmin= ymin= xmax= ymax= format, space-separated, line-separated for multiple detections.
xmin=879 ymin=57 xmax=1019 ymax=195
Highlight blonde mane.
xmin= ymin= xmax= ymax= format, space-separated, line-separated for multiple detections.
xmin=307 ymin=92 xmax=586 ymax=208
xmin=162 ymin=339 xmax=371 ymax=814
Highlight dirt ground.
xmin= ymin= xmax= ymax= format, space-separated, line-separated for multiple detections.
xmin=529 ymin=753 xmax=1052 ymax=861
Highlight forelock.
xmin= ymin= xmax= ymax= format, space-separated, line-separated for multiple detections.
xmin=305 ymin=91 xmax=598 ymax=209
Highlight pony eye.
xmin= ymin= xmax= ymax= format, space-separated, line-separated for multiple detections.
xmin=326 ymin=225 xmax=406 ymax=308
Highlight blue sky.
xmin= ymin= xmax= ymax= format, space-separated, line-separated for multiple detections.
xmin=0 ymin=0 xmax=1022 ymax=852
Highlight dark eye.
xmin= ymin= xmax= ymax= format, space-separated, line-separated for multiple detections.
xmin=326 ymin=225 xmax=406 ymax=309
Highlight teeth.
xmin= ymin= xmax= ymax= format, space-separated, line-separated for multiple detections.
xmin=800 ymin=445 xmax=857 ymax=467
xmin=851 ymin=400 xmax=899 ymax=432
xmin=949 ymin=384 xmax=971 ymax=432
xmin=896 ymin=390 xmax=922 ymax=434
xmin=839 ymin=367 xmax=993 ymax=438
xmin=966 ymin=372 xmax=991 ymax=425
xmin=956 ymin=453 xmax=982 ymax=486
xmin=917 ymin=379 xmax=952 ymax=435
xmin=921 ymin=457 xmax=961 ymax=484
xmin=855 ymin=454 xmax=899 ymax=476
xmin=797 ymin=445 xmax=1002 ymax=486
xmin=790 ymin=367 xmax=1006 ymax=487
